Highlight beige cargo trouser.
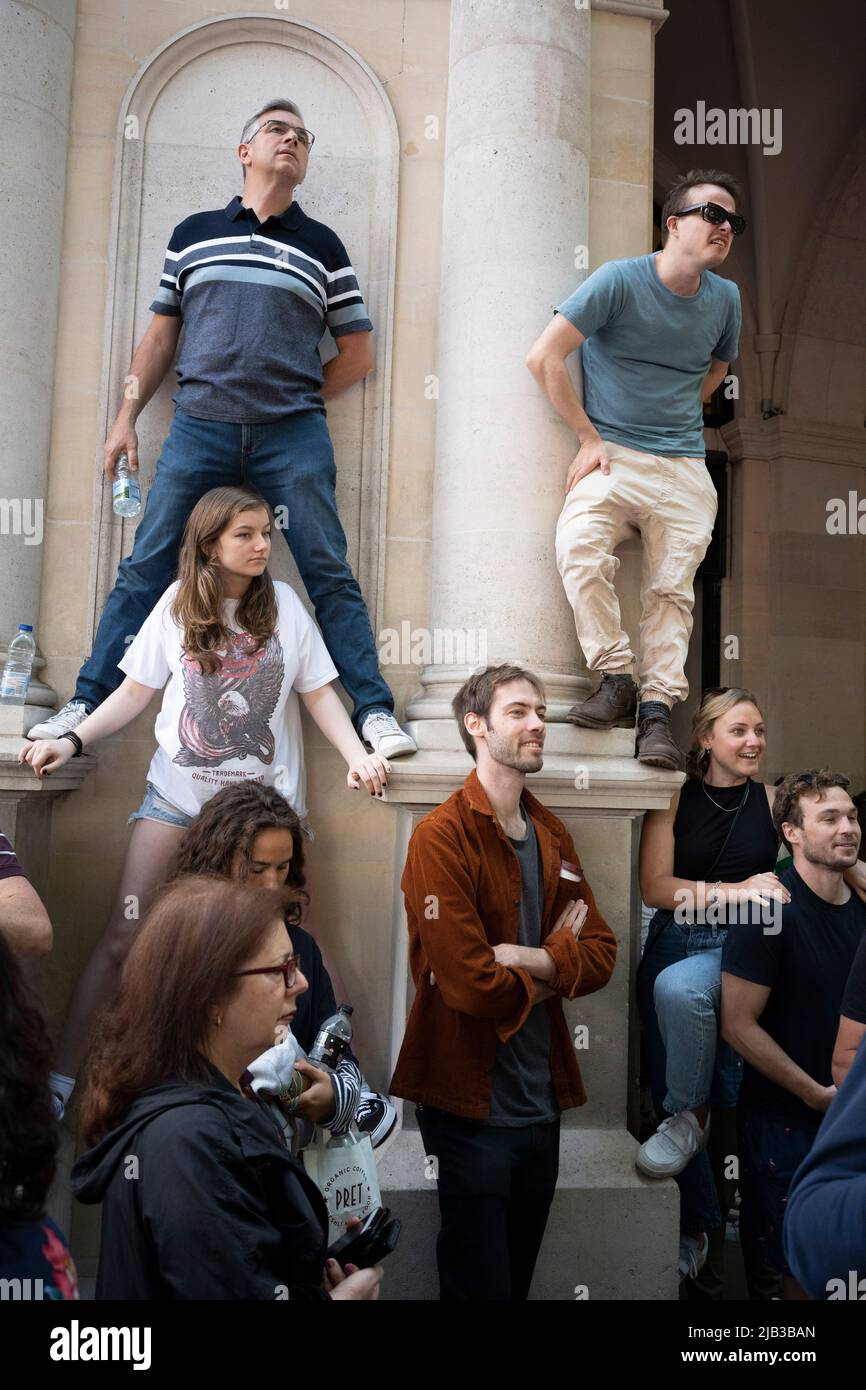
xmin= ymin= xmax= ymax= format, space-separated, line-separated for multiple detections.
xmin=555 ymin=440 xmax=717 ymax=706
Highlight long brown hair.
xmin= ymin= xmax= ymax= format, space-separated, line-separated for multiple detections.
xmin=170 ymin=486 xmax=278 ymax=674
xmin=80 ymin=875 xmax=301 ymax=1145
xmin=686 ymin=686 xmax=763 ymax=780
xmin=169 ymin=782 xmax=307 ymax=902
xmin=0 ymin=933 xmax=57 ymax=1220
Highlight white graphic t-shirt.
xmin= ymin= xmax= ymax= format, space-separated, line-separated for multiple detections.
xmin=119 ymin=581 xmax=338 ymax=818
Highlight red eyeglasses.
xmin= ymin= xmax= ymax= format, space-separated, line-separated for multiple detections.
xmin=235 ymin=953 xmax=300 ymax=989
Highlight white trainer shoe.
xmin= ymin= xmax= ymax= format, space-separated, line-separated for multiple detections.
xmin=361 ymin=710 xmax=417 ymax=758
xmin=636 ymin=1110 xmax=710 ymax=1178
xmin=27 ymin=699 xmax=91 ymax=740
xmin=678 ymin=1232 xmax=709 ymax=1282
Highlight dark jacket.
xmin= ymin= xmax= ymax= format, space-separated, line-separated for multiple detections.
xmin=390 ymin=769 xmax=617 ymax=1118
xmin=291 ymin=923 xmax=338 ymax=1055
xmin=71 ymin=1063 xmax=330 ymax=1300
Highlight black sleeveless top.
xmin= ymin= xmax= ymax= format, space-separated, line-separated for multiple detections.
xmin=672 ymin=778 xmax=778 ymax=883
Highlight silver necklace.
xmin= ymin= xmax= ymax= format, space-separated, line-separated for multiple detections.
xmin=701 ymin=777 xmax=750 ymax=814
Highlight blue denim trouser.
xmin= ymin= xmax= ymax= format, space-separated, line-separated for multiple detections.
xmin=637 ymin=909 xmax=743 ymax=1234
xmin=76 ymin=407 xmax=393 ymax=732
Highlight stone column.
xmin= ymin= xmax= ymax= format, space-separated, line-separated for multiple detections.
xmin=0 ymin=0 xmax=78 ymax=724
xmin=406 ymin=0 xmax=595 ymax=738
xmin=380 ymin=0 xmax=680 ymax=1301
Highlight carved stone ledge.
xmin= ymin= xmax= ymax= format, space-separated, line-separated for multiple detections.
xmin=381 ymin=749 xmax=683 ymax=813
xmin=592 ymin=0 xmax=669 ymax=33
xmin=0 ymin=749 xmax=97 ymax=895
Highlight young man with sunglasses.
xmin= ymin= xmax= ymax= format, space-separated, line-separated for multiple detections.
xmin=29 ymin=100 xmax=416 ymax=763
xmin=527 ymin=169 xmax=744 ymax=771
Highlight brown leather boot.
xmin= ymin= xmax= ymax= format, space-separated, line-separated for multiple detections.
xmin=566 ymin=673 xmax=638 ymax=729
xmin=635 ymin=713 xmax=683 ymax=771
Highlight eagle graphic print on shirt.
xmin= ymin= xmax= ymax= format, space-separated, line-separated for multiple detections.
xmin=118 ymin=581 xmax=339 ymax=820
xmin=174 ymin=629 xmax=285 ymax=768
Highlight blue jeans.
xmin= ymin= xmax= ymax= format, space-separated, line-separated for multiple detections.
xmin=76 ymin=407 xmax=393 ymax=732
xmin=637 ymin=909 xmax=743 ymax=1234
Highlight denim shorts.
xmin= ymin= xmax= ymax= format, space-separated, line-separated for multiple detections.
xmin=128 ymin=780 xmax=193 ymax=830
xmin=128 ymin=779 xmax=316 ymax=837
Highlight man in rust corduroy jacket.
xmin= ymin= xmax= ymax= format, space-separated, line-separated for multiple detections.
xmin=390 ymin=665 xmax=617 ymax=1300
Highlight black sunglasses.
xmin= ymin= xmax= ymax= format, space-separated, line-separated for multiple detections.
xmin=675 ymin=202 xmax=747 ymax=237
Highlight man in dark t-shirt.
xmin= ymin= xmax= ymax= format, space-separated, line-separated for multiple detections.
xmin=721 ymin=770 xmax=866 ymax=1294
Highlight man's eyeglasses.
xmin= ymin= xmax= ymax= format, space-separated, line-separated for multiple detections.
xmin=675 ymin=202 xmax=746 ymax=237
xmin=246 ymin=119 xmax=315 ymax=150
xmin=235 ymin=953 xmax=301 ymax=989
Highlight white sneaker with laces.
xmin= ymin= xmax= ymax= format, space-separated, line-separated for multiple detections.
xmin=636 ymin=1109 xmax=710 ymax=1178
xmin=361 ymin=710 xmax=417 ymax=758
xmin=678 ymin=1232 xmax=709 ymax=1282
xmin=27 ymin=699 xmax=90 ymax=741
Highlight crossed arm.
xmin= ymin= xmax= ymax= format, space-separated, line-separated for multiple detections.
xmin=402 ymin=821 xmax=616 ymax=1042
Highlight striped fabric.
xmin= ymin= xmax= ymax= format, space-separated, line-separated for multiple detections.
xmin=0 ymin=831 xmax=24 ymax=882
xmin=150 ymin=196 xmax=373 ymax=422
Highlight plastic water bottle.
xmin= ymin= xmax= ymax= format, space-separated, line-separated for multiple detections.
xmin=112 ymin=452 xmax=141 ymax=518
xmin=0 ymin=625 xmax=37 ymax=705
xmin=309 ymin=1004 xmax=354 ymax=1072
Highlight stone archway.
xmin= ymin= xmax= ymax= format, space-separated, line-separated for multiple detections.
xmin=88 ymin=11 xmax=399 ymax=641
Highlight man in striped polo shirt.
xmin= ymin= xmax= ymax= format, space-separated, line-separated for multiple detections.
xmin=29 ymin=99 xmax=415 ymax=761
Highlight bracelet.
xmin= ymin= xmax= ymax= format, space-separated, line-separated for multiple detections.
xmin=59 ymin=731 xmax=84 ymax=758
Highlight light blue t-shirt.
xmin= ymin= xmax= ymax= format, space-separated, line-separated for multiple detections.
xmin=556 ymin=253 xmax=741 ymax=457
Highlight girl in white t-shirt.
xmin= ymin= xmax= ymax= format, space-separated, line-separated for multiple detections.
xmin=20 ymin=486 xmax=391 ymax=1111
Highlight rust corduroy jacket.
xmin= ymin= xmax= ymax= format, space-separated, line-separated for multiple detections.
xmin=389 ymin=769 xmax=618 ymax=1119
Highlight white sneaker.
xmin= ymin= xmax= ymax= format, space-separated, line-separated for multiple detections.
xmin=678 ymin=1232 xmax=709 ymax=1281
xmin=636 ymin=1110 xmax=710 ymax=1178
xmin=27 ymin=699 xmax=91 ymax=740
xmin=361 ymin=710 xmax=417 ymax=758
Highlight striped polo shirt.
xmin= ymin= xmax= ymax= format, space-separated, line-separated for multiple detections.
xmin=150 ymin=195 xmax=373 ymax=423
xmin=0 ymin=832 xmax=24 ymax=883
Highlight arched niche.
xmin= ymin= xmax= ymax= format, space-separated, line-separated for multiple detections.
xmin=89 ymin=12 xmax=399 ymax=640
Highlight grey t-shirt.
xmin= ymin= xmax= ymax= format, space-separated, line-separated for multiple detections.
xmin=487 ymin=813 xmax=559 ymax=1127
xmin=555 ymin=252 xmax=741 ymax=456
